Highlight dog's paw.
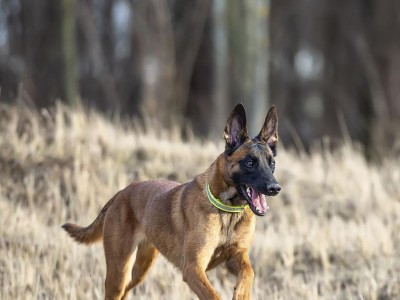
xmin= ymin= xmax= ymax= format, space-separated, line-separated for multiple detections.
xmin=232 ymin=283 xmax=251 ymax=300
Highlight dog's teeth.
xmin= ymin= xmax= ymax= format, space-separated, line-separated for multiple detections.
xmin=246 ymin=187 xmax=251 ymax=197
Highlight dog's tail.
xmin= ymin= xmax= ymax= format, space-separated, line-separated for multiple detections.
xmin=62 ymin=192 xmax=119 ymax=244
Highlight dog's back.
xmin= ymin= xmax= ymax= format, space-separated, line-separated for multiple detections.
xmin=63 ymin=179 xmax=180 ymax=245
xmin=126 ymin=179 xmax=181 ymax=223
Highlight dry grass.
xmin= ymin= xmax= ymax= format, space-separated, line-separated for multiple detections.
xmin=1 ymin=103 xmax=400 ymax=300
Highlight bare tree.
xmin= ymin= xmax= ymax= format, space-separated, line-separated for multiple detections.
xmin=61 ymin=0 xmax=79 ymax=106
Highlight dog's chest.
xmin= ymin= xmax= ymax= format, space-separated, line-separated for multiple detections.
xmin=207 ymin=213 xmax=255 ymax=270
xmin=218 ymin=213 xmax=243 ymax=244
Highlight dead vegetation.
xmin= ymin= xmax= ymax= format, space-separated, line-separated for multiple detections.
xmin=1 ymin=103 xmax=400 ymax=299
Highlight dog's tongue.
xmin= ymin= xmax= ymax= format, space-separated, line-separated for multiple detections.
xmin=251 ymin=191 xmax=268 ymax=213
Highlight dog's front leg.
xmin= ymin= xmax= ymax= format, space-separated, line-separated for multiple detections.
xmin=183 ymin=263 xmax=220 ymax=300
xmin=182 ymin=233 xmax=220 ymax=300
xmin=227 ymin=250 xmax=254 ymax=300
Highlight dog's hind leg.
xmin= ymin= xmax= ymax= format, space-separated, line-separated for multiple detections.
xmin=121 ymin=242 xmax=159 ymax=299
xmin=103 ymin=211 xmax=137 ymax=300
xmin=103 ymin=239 xmax=134 ymax=300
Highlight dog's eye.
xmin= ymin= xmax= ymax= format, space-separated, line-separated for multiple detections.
xmin=245 ymin=160 xmax=254 ymax=168
xmin=270 ymin=159 xmax=275 ymax=169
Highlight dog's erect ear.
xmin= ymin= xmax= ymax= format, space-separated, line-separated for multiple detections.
xmin=257 ymin=105 xmax=278 ymax=155
xmin=224 ymin=103 xmax=249 ymax=153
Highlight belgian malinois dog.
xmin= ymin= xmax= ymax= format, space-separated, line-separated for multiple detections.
xmin=62 ymin=104 xmax=281 ymax=300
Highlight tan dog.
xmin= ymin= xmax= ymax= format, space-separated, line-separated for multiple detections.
xmin=63 ymin=104 xmax=281 ymax=300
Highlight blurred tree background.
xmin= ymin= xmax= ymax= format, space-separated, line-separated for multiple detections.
xmin=0 ymin=0 xmax=399 ymax=155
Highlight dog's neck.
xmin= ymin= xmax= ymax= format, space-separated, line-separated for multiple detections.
xmin=204 ymin=156 xmax=246 ymax=207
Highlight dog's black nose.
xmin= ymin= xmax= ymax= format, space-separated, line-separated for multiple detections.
xmin=267 ymin=184 xmax=281 ymax=195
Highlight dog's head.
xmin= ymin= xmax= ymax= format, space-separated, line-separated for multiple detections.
xmin=223 ymin=103 xmax=281 ymax=216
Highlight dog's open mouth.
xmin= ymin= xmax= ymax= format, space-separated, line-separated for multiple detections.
xmin=240 ymin=185 xmax=269 ymax=216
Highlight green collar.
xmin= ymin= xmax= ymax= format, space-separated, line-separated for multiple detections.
xmin=206 ymin=183 xmax=248 ymax=213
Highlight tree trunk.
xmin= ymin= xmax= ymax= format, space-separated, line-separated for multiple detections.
xmin=228 ymin=0 xmax=269 ymax=136
xmin=250 ymin=0 xmax=269 ymax=134
xmin=61 ymin=0 xmax=79 ymax=106
xmin=211 ymin=0 xmax=229 ymax=139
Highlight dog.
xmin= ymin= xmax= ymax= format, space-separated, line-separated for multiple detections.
xmin=62 ymin=103 xmax=281 ymax=300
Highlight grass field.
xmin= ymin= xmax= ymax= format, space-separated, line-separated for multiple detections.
xmin=1 ymin=103 xmax=400 ymax=299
